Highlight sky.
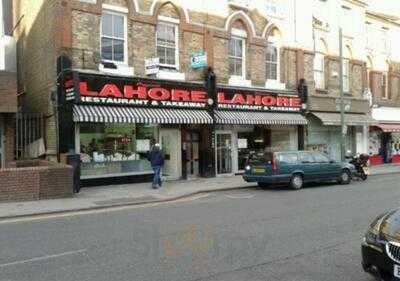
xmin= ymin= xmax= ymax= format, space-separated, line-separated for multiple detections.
xmin=367 ymin=0 xmax=400 ymax=17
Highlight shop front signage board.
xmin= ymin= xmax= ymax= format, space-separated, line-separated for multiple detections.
xmin=63 ymin=72 xmax=303 ymax=112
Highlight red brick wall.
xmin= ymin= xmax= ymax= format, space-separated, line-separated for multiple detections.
xmin=0 ymin=160 xmax=73 ymax=202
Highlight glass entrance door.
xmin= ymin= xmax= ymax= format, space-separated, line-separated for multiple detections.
xmin=160 ymin=128 xmax=181 ymax=180
xmin=216 ymin=133 xmax=232 ymax=174
xmin=184 ymin=131 xmax=200 ymax=178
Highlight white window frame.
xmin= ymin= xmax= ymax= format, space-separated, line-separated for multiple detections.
xmin=265 ymin=36 xmax=280 ymax=82
xmin=313 ymin=52 xmax=325 ymax=89
xmin=365 ymin=22 xmax=372 ymax=49
xmin=229 ymin=36 xmax=246 ymax=79
xmin=100 ymin=9 xmax=128 ymax=65
xmin=156 ymin=20 xmax=179 ymax=70
xmin=382 ymin=73 xmax=388 ymax=99
xmin=341 ymin=6 xmax=353 ymax=36
xmin=381 ymin=28 xmax=390 ymax=53
xmin=343 ymin=58 xmax=350 ymax=93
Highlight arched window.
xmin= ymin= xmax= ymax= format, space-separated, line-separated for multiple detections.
xmin=343 ymin=45 xmax=352 ymax=93
xmin=314 ymin=39 xmax=328 ymax=89
xmin=229 ymin=21 xmax=247 ymax=78
xmin=266 ymin=28 xmax=281 ymax=82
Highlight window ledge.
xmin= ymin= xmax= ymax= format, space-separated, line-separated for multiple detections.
xmin=156 ymin=69 xmax=185 ymax=81
xmin=229 ymin=76 xmax=251 ymax=87
xmin=265 ymin=80 xmax=286 ymax=90
xmin=99 ymin=63 xmax=134 ymax=76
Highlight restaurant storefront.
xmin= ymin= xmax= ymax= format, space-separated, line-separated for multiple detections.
xmin=59 ymin=71 xmax=214 ymax=185
xmin=213 ymin=86 xmax=307 ymax=175
xmin=370 ymin=107 xmax=400 ymax=164
xmin=59 ymin=71 xmax=307 ymax=184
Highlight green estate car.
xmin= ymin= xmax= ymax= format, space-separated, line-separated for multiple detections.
xmin=243 ymin=150 xmax=356 ymax=190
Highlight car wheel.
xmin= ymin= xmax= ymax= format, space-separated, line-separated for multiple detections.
xmin=290 ymin=174 xmax=303 ymax=190
xmin=339 ymin=169 xmax=351 ymax=184
xmin=257 ymin=182 xmax=268 ymax=188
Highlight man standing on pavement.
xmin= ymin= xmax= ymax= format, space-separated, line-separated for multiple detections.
xmin=148 ymin=143 xmax=165 ymax=189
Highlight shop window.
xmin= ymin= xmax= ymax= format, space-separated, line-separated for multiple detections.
xmin=238 ymin=131 xmax=266 ymax=170
xmin=229 ymin=37 xmax=245 ymax=78
xmin=156 ymin=22 xmax=178 ymax=69
xmin=101 ymin=10 xmax=127 ymax=63
xmin=79 ymin=123 xmax=158 ymax=178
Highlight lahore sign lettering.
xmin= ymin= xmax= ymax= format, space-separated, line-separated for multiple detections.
xmin=63 ymin=73 xmax=302 ymax=112
xmin=79 ymin=81 xmax=208 ymax=108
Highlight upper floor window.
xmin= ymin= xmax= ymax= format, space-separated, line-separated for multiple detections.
xmin=382 ymin=61 xmax=390 ymax=99
xmin=366 ymin=56 xmax=373 ymax=88
xmin=266 ymin=28 xmax=281 ymax=82
xmin=101 ymin=10 xmax=127 ymax=63
xmin=266 ymin=43 xmax=278 ymax=80
xmin=342 ymin=46 xmax=352 ymax=93
xmin=314 ymin=39 xmax=328 ymax=90
xmin=340 ymin=6 xmax=353 ymax=36
xmin=229 ymin=36 xmax=245 ymax=78
xmin=365 ymin=22 xmax=372 ymax=48
xmin=266 ymin=0 xmax=283 ymax=17
xmin=381 ymin=28 xmax=390 ymax=53
xmin=156 ymin=22 xmax=179 ymax=69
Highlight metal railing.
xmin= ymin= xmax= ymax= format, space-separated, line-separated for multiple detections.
xmin=15 ymin=113 xmax=44 ymax=160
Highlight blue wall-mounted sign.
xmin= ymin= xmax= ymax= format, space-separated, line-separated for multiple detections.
xmin=191 ymin=51 xmax=207 ymax=69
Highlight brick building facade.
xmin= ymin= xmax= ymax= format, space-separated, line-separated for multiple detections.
xmin=12 ymin=0 xmax=400 ymax=185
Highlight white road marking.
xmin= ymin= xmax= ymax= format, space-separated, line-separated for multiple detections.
xmin=0 ymin=249 xmax=87 ymax=268
xmin=225 ymin=193 xmax=255 ymax=199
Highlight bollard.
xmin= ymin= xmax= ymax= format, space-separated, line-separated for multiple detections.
xmin=67 ymin=154 xmax=81 ymax=193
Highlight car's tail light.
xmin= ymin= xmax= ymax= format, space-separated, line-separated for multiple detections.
xmin=272 ymin=153 xmax=277 ymax=175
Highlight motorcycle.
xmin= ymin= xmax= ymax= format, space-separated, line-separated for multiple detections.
xmin=346 ymin=152 xmax=370 ymax=181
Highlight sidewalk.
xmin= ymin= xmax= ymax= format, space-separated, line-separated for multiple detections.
xmin=0 ymin=163 xmax=399 ymax=220
xmin=370 ymin=162 xmax=400 ymax=175
xmin=0 ymin=175 xmax=254 ymax=220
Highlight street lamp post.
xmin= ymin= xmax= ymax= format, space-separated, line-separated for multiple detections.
xmin=339 ymin=27 xmax=346 ymax=161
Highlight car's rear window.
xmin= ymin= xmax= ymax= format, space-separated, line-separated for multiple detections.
xmin=277 ymin=153 xmax=298 ymax=164
xmin=249 ymin=152 xmax=273 ymax=163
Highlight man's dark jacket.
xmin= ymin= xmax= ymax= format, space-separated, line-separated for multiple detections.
xmin=148 ymin=149 xmax=165 ymax=166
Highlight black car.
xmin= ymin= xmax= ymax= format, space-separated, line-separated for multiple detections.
xmin=362 ymin=209 xmax=400 ymax=280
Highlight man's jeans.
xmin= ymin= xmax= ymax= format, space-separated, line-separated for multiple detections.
xmin=152 ymin=165 xmax=162 ymax=188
